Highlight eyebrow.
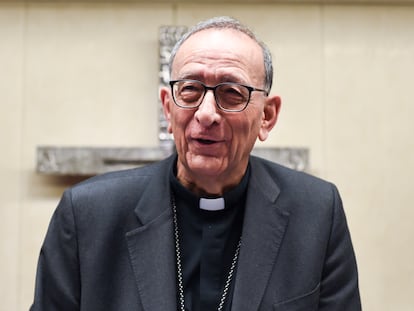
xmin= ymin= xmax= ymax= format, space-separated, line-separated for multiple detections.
xmin=219 ymin=74 xmax=245 ymax=84
xmin=176 ymin=73 xmax=247 ymax=85
xmin=176 ymin=73 xmax=203 ymax=81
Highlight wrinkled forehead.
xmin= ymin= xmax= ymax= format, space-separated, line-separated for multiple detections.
xmin=171 ymin=28 xmax=265 ymax=80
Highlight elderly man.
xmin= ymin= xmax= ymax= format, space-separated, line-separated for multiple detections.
xmin=31 ymin=16 xmax=361 ymax=311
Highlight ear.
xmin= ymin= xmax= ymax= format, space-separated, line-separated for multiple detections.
xmin=160 ymin=86 xmax=173 ymax=133
xmin=258 ymin=95 xmax=281 ymax=141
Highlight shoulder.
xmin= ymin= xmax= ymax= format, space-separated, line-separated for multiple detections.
xmin=52 ymin=156 xmax=174 ymax=232
xmin=249 ymin=156 xmax=341 ymax=212
xmin=250 ymin=155 xmax=335 ymax=191
xmin=59 ymin=156 xmax=173 ymax=214
xmin=71 ymin=155 xmax=172 ymax=194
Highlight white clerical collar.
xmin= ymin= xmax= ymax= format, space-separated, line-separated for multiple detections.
xmin=199 ymin=197 xmax=225 ymax=211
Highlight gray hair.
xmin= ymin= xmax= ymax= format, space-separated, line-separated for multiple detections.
xmin=169 ymin=16 xmax=274 ymax=93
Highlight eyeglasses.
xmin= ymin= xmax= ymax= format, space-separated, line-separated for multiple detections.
xmin=169 ymin=79 xmax=268 ymax=112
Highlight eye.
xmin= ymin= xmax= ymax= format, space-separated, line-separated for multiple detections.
xmin=176 ymin=81 xmax=204 ymax=103
xmin=179 ymin=81 xmax=203 ymax=93
xmin=218 ymin=84 xmax=249 ymax=104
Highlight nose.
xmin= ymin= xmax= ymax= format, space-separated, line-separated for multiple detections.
xmin=194 ymin=90 xmax=221 ymax=127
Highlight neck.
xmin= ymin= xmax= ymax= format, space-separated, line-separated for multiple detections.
xmin=176 ymin=169 xmax=245 ymax=197
xmin=176 ymin=176 xmax=225 ymax=197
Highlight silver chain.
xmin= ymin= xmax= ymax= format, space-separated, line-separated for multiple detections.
xmin=171 ymin=195 xmax=241 ymax=311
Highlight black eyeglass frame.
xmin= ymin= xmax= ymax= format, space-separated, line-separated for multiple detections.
xmin=169 ymin=79 xmax=269 ymax=112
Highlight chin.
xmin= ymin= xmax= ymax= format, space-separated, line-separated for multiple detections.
xmin=186 ymin=154 xmax=228 ymax=176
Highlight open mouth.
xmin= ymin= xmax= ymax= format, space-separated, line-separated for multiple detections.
xmin=197 ymin=139 xmax=217 ymax=145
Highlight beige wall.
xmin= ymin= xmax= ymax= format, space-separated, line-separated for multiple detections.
xmin=1 ymin=1 xmax=413 ymax=310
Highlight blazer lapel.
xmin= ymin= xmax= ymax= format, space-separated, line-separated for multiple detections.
xmin=124 ymin=155 xmax=290 ymax=311
xmin=232 ymin=158 xmax=290 ymax=311
xmin=125 ymin=157 xmax=177 ymax=311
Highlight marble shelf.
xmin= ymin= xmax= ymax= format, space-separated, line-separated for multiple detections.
xmin=36 ymin=146 xmax=309 ymax=176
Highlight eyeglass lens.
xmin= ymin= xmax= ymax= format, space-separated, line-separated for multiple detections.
xmin=173 ymin=80 xmax=250 ymax=111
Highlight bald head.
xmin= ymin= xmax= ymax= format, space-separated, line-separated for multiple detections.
xmin=169 ymin=16 xmax=274 ymax=93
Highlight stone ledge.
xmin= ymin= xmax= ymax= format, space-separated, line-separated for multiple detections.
xmin=36 ymin=145 xmax=309 ymax=176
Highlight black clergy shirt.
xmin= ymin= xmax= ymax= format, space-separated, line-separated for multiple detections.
xmin=169 ymin=164 xmax=249 ymax=311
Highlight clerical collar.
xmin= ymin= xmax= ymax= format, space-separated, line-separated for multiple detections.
xmin=169 ymin=160 xmax=251 ymax=211
xmin=199 ymin=197 xmax=225 ymax=211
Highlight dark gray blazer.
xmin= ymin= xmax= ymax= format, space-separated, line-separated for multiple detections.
xmin=30 ymin=155 xmax=361 ymax=311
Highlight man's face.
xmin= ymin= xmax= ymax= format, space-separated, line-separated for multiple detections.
xmin=161 ymin=28 xmax=280 ymax=195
